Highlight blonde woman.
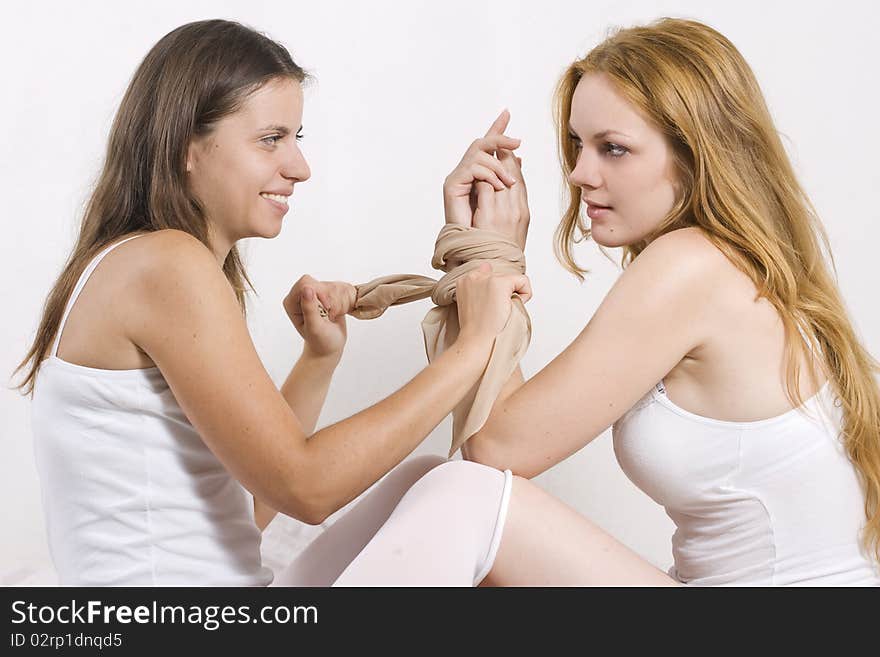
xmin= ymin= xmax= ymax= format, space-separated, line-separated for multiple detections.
xmin=434 ymin=18 xmax=880 ymax=586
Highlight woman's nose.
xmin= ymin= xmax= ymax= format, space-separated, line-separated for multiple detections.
xmin=568 ymin=151 xmax=601 ymax=189
xmin=282 ymin=145 xmax=311 ymax=183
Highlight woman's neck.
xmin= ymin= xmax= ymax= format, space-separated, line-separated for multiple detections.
xmin=206 ymin=225 xmax=234 ymax=267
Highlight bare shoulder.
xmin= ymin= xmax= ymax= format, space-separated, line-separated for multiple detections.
xmin=111 ymin=229 xmax=217 ymax=282
xmin=631 ymin=227 xmax=729 ymax=281
xmin=135 ymin=227 xmax=208 ymax=252
xmin=113 ymin=230 xmax=238 ymax=334
xmin=582 ymin=227 xmax=736 ymax=361
xmin=644 ymin=227 xmax=767 ymax=308
xmin=109 ymin=230 xmax=232 ymax=302
xmin=54 ymin=230 xmax=228 ymax=369
xmin=610 ymin=227 xmax=729 ymax=310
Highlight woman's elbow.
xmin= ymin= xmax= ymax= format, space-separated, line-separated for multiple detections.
xmin=293 ymin=501 xmax=329 ymax=526
xmin=466 ymin=429 xmax=538 ymax=478
xmin=464 ymin=429 xmax=508 ymax=470
xmin=276 ymin=477 xmax=332 ymax=526
xmin=279 ymin=498 xmax=327 ymax=526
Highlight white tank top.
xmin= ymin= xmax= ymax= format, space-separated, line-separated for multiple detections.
xmin=31 ymin=235 xmax=273 ymax=586
xmin=613 ymin=377 xmax=880 ymax=586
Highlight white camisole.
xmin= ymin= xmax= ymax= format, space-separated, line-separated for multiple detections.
xmin=31 ymin=235 xmax=273 ymax=585
xmin=613 ymin=377 xmax=880 ymax=586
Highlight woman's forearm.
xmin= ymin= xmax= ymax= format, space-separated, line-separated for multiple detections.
xmin=302 ymin=335 xmax=493 ymax=521
xmin=255 ymin=348 xmax=340 ymax=531
xmin=281 ymin=347 xmax=341 ymax=434
xmin=460 ymin=365 xmax=525 ymax=462
xmin=495 ymin=365 xmax=526 ymax=405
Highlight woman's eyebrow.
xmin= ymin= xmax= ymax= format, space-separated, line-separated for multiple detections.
xmin=592 ymin=129 xmax=632 ymax=140
xmin=256 ymin=124 xmax=294 ymax=135
xmin=567 ymin=126 xmax=632 ymax=140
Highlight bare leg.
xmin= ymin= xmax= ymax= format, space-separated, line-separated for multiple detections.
xmin=271 ymin=454 xmax=447 ymax=586
xmin=482 ymin=476 xmax=682 ymax=586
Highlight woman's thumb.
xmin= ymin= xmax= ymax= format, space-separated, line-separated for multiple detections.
xmin=513 ymin=274 xmax=532 ymax=303
xmin=301 ymin=287 xmax=320 ymax=322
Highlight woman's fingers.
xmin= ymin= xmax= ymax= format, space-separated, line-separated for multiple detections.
xmin=509 ymin=274 xmax=532 ymax=303
xmin=490 ymin=272 xmax=532 ymax=304
xmin=478 ymin=133 xmax=521 ymax=154
xmin=299 ymin=286 xmax=325 ymax=327
xmin=466 ymin=135 xmax=521 ymax=164
xmin=475 ymin=180 xmax=496 ymax=214
xmin=298 ymin=280 xmax=330 ymax=322
xmin=470 ymin=164 xmax=506 ymax=192
xmin=497 ymin=148 xmax=522 ymax=180
xmin=284 ymin=274 xmax=316 ymax=323
xmin=287 ymin=278 xmax=354 ymax=326
xmin=326 ymin=290 xmax=344 ymax=322
xmin=329 ymin=283 xmax=357 ymax=322
xmin=468 ymin=266 xmax=531 ymax=304
xmin=476 ymin=149 xmax=516 ymax=187
xmin=484 ymin=109 xmax=510 ymax=137
xmin=313 ymin=288 xmax=332 ymax=319
xmin=497 ymin=147 xmax=529 ymax=209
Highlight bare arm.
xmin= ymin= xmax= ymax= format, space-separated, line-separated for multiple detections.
xmin=464 ymin=228 xmax=724 ymax=478
xmin=254 ymin=349 xmax=338 ymax=530
xmin=460 ymin=364 xmax=524 ymax=462
xmin=125 ymin=230 xmax=517 ymax=525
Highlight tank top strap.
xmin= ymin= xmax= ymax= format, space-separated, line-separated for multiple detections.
xmin=51 ymin=234 xmax=148 ymax=357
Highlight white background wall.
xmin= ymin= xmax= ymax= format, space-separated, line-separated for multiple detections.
xmin=2 ymin=0 xmax=878 ymax=582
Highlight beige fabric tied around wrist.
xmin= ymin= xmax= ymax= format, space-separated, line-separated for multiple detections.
xmin=351 ymin=224 xmax=531 ymax=457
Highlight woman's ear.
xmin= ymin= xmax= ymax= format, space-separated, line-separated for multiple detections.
xmin=185 ymin=141 xmax=195 ymax=173
xmin=186 ymin=135 xmax=206 ymax=173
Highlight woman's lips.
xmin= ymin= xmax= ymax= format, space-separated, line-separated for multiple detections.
xmin=261 ymin=194 xmax=290 ymax=215
xmin=586 ymin=203 xmax=612 ymax=220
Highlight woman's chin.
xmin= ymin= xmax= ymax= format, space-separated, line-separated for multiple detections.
xmin=250 ymin=220 xmax=284 ymax=240
xmin=590 ymin=225 xmax=629 ymax=249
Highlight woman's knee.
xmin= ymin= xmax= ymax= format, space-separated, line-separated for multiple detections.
xmin=379 ymin=454 xmax=447 ymax=490
xmin=420 ymin=458 xmax=504 ymax=485
xmin=405 ymin=459 xmax=508 ymax=508
xmin=404 ymin=454 xmax=449 ymax=475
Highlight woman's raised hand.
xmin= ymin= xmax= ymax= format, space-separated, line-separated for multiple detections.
xmin=283 ymin=275 xmax=358 ymax=361
xmin=455 ymin=262 xmax=532 ymax=345
xmin=443 ymin=110 xmax=521 ymax=229
xmin=472 ymin=145 xmax=530 ymax=252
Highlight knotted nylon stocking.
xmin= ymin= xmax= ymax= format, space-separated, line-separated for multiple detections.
xmin=350 ymin=224 xmax=531 ymax=456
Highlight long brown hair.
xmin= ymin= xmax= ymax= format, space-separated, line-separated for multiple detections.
xmin=14 ymin=19 xmax=307 ymax=395
xmin=554 ymin=18 xmax=880 ymax=563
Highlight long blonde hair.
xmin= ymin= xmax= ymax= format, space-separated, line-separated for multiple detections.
xmin=14 ymin=20 xmax=307 ymax=395
xmin=554 ymin=18 xmax=880 ymax=563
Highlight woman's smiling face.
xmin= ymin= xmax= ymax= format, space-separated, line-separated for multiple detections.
xmin=186 ymin=77 xmax=311 ymax=252
xmin=567 ymin=73 xmax=679 ymax=248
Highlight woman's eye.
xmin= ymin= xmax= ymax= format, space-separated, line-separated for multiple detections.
xmin=295 ymin=130 xmax=304 ymax=142
xmin=261 ymin=135 xmax=282 ymax=146
xmin=568 ymin=134 xmax=582 ymax=150
xmin=603 ymin=142 xmax=628 ymax=157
